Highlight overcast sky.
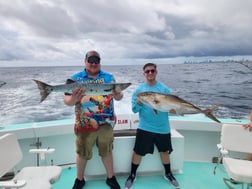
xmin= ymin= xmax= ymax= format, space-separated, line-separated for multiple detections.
xmin=0 ymin=0 xmax=252 ymax=66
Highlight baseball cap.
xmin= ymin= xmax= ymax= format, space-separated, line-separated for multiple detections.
xmin=85 ymin=50 xmax=100 ymax=59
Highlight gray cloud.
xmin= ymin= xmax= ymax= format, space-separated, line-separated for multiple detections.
xmin=0 ymin=0 xmax=251 ymax=66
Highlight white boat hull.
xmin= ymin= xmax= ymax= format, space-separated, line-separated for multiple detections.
xmin=0 ymin=114 xmax=247 ymax=177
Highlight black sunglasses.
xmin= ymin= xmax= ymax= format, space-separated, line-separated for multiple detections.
xmin=87 ymin=56 xmax=100 ymax=64
xmin=144 ymin=69 xmax=156 ymax=74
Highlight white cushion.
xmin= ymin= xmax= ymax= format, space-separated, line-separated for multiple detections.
xmin=14 ymin=166 xmax=62 ymax=189
xmin=223 ymin=157 xmax=252 ymax=183
xmin=0 ymin=133 xmax=62 ymax=189
xmin=0 ymin=133 xmax=22 ymax=177
xmin=221 ymin=124 xmax=252 ymax=153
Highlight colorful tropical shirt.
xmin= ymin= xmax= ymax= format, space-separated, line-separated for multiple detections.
xmin=68 ymin=69 xmax=116 ymax=132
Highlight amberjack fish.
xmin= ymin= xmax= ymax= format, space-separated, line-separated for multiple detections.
xmin=33 ymin=79 xmax=131 ymax=103
xmin=137 ymin=92 xmax=221 ymax=123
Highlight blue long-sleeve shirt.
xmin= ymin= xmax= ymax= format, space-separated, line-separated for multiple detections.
xmin=132 ymin=81 xmax=171 ymax=134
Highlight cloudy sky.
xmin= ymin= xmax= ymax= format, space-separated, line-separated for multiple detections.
xmin=0 ymin=0 xmax=252 ymax=66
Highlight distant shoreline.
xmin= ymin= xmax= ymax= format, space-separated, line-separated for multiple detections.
xmin=0 ymin=55 xmax=252 ymax=67
xmin=0 ymin=60 xmax=252 ymax=69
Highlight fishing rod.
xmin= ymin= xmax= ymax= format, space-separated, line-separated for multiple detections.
xmin=237 ymin=62 xmax=252 ymax=71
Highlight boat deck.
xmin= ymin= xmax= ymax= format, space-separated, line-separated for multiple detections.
xmin=52 ymin=161 xmax=240 ymax=189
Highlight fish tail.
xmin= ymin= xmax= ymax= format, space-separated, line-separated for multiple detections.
xmin=33 ymin=79 xmax=51 ymax=103
xmin=203 ymin=105 xmax=221 ymax=123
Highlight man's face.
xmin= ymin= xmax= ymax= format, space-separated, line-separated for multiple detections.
xmin=143 ymin=66 xmax=157 ymax=81
xmin=85 ymin=56 xmax=101 ymax=75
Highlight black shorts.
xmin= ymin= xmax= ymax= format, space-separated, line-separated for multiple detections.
xmin=133 ymin=129 xmax=173 ymax=156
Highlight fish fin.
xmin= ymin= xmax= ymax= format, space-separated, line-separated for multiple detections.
xmin=204 ymin=112 xmax=221 ymax=123
xmin=175 ymin=95 xmax=221 ymax=123
xmin=202 ymin=106 xmax=221 ymax=123
xmin=170 ymin=94 xmax=203 ymax=111
xmin=33 ymin=79 xmax=52 ymax=103
xmin=66 ymin=79 xmax=76 ymax=84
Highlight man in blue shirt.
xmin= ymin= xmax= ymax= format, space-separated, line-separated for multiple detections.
xmin=125 ymin=63 xmax=179 ymax=189
xmin=64 ymin=50 xmax=123 ymax=189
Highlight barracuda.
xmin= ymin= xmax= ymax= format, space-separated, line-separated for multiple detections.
xmin=34 ymin=79 xmax=131 ymax=103
xmin=137 ymin=91 xmax=221 ymax=123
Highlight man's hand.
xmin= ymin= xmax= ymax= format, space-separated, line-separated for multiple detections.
xmin=169 ymin=109 xmax=177 ymax=114
xmin=243 ymin=122 xmax=252 ymax=132
xmin=71 ymin=88 xmax=84 ymax=104
xmin=112 ymin=90 xmax=123 ymax=101
xmin=242 ymin=110 xmax=252 ymax=131
xmin=136 ymin=99 xmax=143 ymax=105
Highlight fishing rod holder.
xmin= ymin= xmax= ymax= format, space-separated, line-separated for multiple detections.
xmin=29 ymin=137 xmax=42 ymax=148
xmin=29 ymin=137 xmax=55 ymax=166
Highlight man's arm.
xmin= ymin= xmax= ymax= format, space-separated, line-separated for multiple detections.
xmin=242 ymin=110 xmax=252 ymax=131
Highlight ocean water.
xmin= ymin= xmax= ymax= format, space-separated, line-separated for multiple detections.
xmin=0 ymin=62 xmax=251 ymax=126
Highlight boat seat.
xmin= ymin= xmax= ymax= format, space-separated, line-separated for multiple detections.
xmin=0 ymin=133 xmax=62 ymax=189
xmin=218 ymin=124 xmax=252 ymax=189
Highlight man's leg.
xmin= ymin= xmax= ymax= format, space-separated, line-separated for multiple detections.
xmin=160 ymin=152 xmax=179 ymax=189
xmin=72 ymin=154 xmax=87 ymax=189
xmin=125 ymin=152 xmax=142 ymax=189
xmin=102 ymin=153 xmax=121 ymax=189
xmin=102 ymin=153 xmax=114 ymax=178
xmin=76 ymin=155 xmax=87 ymax=180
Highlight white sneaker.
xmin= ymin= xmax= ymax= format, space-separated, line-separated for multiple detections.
xmin=164 ymin=173 xmax=179 ymax=189
xmin=125 ymin=174 xmax=136 ymax=189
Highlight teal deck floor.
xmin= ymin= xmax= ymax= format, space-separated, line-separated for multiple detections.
xmin=52 ymin=161 xmax=244 ymax=189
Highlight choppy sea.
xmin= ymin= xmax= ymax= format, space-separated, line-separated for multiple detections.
xmin=0 ymin=62 xmax=251 ymax=126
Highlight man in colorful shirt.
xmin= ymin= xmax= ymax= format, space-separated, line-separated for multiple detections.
xmin=64 ymin=50 xmax=123 ymax=189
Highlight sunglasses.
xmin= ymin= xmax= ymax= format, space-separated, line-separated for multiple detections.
xmin=87 ymin=56 xmax=100 ymax=64
xmin=144 ymin=69 xmax=156 ymax=74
